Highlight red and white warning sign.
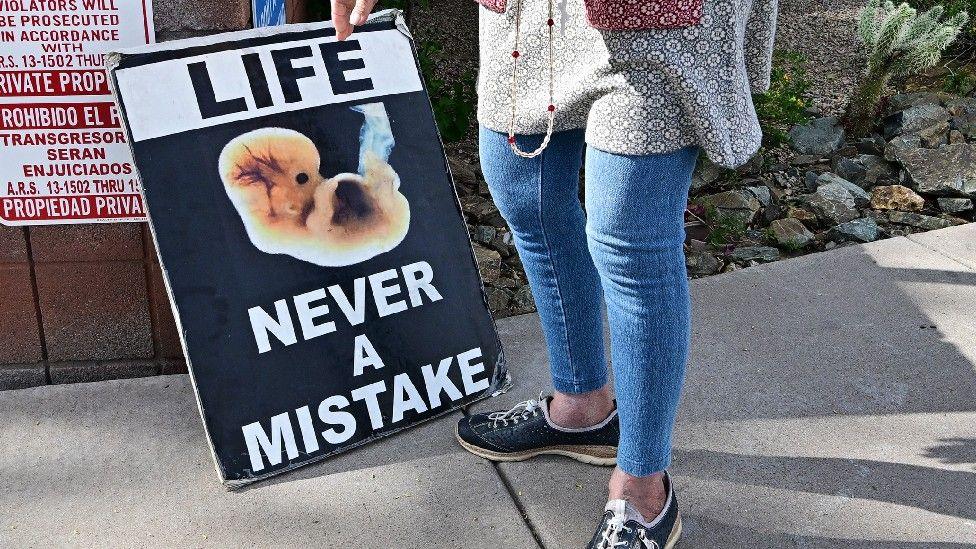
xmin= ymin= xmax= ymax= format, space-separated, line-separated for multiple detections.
xmin=0 ymin=0 xmax=154 ymax=225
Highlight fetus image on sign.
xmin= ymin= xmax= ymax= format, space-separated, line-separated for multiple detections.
xmin=218 ymin=103 xmax=410 ymax=266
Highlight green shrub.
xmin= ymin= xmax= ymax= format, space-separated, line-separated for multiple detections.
xmin=845 ymin=0 xmax=968 ymax=136
xmin=692 ymin=204 xmax=749 ymax=247
xmin=943 ymin=66 xmax=976 ymax=93
xmin=752 ymin=51 xmax=812 ymax=146
xmin=906 ymin=0 xmax=976 ymax=52
xmin=416 ymin=41 xmax=477 ymax=143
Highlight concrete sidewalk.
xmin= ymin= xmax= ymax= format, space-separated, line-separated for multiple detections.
xmin=3 ymin=225 xmax=976 ymax=548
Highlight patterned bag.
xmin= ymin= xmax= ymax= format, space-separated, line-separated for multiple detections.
xmin=475 ymin=0 xmax=703 ymax=30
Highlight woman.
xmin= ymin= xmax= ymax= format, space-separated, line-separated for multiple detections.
xmin=335 ymin=0 xmax=777 ymax=545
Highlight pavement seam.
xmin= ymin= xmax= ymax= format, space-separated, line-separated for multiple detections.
xmin=490 ymin=461 xmax=548 ymax=549
xmin=905 ymin=234 xmax=976 ymax=272
xmin=23 ymin=227 xmax=51 ymax=385
xmin=461 ymin=407 xmax=547 ymax=549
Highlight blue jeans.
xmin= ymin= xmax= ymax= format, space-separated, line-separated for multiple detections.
xmin=479 ymin=126 xmax=699 ymax=476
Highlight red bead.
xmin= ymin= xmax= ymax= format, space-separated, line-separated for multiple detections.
xmin=547 ymin=18 xmax=554 ymax=26
xmin=507 ymin=136 xmax=516 ymax=144
xmin=547 ymin=104 xmax=555 ymax=112
xmin=512 ymin=50 xmax=520 ymax=58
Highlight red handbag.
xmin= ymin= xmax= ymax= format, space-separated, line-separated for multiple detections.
xmin=475 ymin=0 xmax=703 ymax=30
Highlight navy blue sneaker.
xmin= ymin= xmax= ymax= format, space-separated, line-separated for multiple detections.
xmin=587 ymin=471 xmax=682 ymax=549
xmin=455 ymin=393 xmax=618 ymax=465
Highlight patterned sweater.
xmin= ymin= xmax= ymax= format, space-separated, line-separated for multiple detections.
xmin=476 ymin=0 xmax=778 ymax=168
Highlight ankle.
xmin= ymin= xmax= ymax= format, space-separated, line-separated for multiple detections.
xmin=547 ymin=386 xmax=614 ymax=429
xmin=608 ymin=467 xmax=668 ymax=522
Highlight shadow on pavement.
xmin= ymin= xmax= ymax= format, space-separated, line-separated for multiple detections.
xmin=922 ymin=437 xmax=976 ymax=470
xmin=673 ymin=448 xmax=976 ymax=522
xmin=485 ymin=231 xmax=976 ymax=548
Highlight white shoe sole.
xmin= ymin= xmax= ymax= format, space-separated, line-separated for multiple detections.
xmin=455 ymin=425 xmax=617 ymax=466
xmin=665 ymin=513 xmax=683 ymax=549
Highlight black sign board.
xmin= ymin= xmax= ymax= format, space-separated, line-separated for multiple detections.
xmin=107 ymin=11 xmax=508 ymax=486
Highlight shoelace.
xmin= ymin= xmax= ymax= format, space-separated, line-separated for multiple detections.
xmin=598 ymin=514 xmax=659 ymax=549
xmin=487 ymin=391 xmax=545 ymax=427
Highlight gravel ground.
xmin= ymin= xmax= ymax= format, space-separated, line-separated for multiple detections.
xmin=774 ymin=0 xmax=869 ymax=115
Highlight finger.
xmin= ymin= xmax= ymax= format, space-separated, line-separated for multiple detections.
xmin=351 ymin=0 xmax=378 ymax=25
xmin=331 ymin=0 xmax=353 ymax=40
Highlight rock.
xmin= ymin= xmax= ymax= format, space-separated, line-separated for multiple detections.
xmin=830 ymin=217 xmax=879 ymax=243
xmin=460 ymin=194 xmax=501 ymax=222
xmin=834 ymin=157 xmax=866 ymax=185
xmin=495 ymin=276 xmax=519 ymax=288
xmin=790 ymin=154 xmax=822 ymax=167
xmin=887 ymin=211 xmax=956 ymax=231
xmin=817 ymin=173 xmax=871 ymax=208
xmin=950 ymin=129 xmax=966 ymax=144
xmin=937 ymin=197 xmax=974 ymax=213
xmin=918 ymin=120 xmax=951 ymax=148
xmin=800 ymin=183 xmax=859 ymax=225
xmin=685 ymin=249 xmax=723 ymax=277
xmin=859 ymin=155 xmax=899 ymax=187
xmin=489 ymin=229 xmax=515 ymax=258
xmin=691 ymin=158 xmax=725 ymax=191
xmin=473 ymin=245 xmax=502 ymax=282
xmin=509 ymin=285 xmax=535 ymax=314
xmin=836 ymin=154 xmax=898 ymax=188
xmin=469 ymin=224 xmax=497 ymax=245
xmin=746 ymin=186 xmax=771 ymax=207
xmin=888 ymin=92 xmax=947 ymax=112
xmin=946 ymin=97 xmax=976 ymax=137
xmin=698 ymin=189 xmax=760 ymax=210
xmin=729 ymin=245 xmax=780 ymax=264
xmin=789 ymin=117 xmax=845 ymax=155
xmin=884 ymin=134 xmax=922 ymax=161
xmin=869 ymin=185 xmax=925 ymax=212
xmin=773 ymin=172 xmax=801 ymax=191
xmin=803 ymin=171 xmax=820 ymax=192
xmin=742 ymin=228 xmax=766 ymax=242
xmin=449 ymin=158 xmax=479 ymax=192
xmin=854 ymin=136 xmax=885 ymax=156
xmin=763 ymin=200 xmax=784 ymax=223
xmin=485 ymin=286 xmax=511 ymax=311
xmin=769 ymin=218 xmax=814 ymax=249
xmin=698 ymin=190 xmax=762 ymax=224
xmin=893 ymin=143 xmax=976 ymax=196
xmin=882 ymin=104 xmax=950 ymax=139
xmin=737 ymin=153 xmax=764 ymax=176
xmin=786 ymin=206 xmax=818 ymax=224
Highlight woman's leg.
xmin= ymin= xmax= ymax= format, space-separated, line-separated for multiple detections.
xmin=582 ymin=144 xmax=699 ymax=515
xmin=478 ymin=126 xmax=611 ymax=416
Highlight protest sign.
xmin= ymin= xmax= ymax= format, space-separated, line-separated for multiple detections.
xmin=0 ymin=0 xmax=153 ymax=225
xmin=107 ymin=10 xmax=509 ymax=486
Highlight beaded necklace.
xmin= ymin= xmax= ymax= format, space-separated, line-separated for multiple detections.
xmin=507 ymin=0 xmax=556 ymax=157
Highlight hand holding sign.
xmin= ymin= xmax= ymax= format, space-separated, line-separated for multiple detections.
xmin=332 ymin=0 xmax=380 ymax=40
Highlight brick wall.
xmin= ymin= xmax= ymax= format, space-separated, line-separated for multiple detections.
xmin=0 ymin=0 xmax=258 ymax=390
